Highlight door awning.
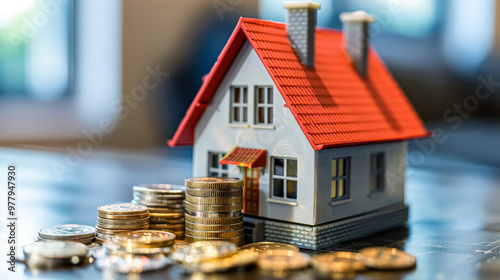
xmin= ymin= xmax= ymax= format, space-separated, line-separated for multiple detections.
xmin=220 ymin=147 xmax=267 ymax=168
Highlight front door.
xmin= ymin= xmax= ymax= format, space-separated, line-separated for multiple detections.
xmin=243 ymin=167 xmax=260 ymax=215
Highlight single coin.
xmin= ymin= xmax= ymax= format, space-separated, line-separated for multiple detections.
xmin=94 ymin=253 xmax=171 ymax=273
xmin=38 ymin=224 xmax=96 ymax=240
xmin=185 ymin=195 xmax=243 ymax=205
xmin=186 ymin=188 xmax=243 ymax=197
xmin=185 ymin=209 xmax=241 ymax=218
xmin=97 ymin=217 xmax=150 ymax=225
xmin=150 ymin=217 xmax=185 ymax=224
xmin=240 ymin=242 xmax=299 ymax=254
xmin=186 ymin=221 xmax=243 ymax=232
xmin=23 ymin=241 xmax=88 ymax=260
xmin=186 ymin=201 xmax=243 ymax=212
xmin=258 ymin=250 xmax=311 ymax=271
xmin=196 ymin=251 xmax=258 ymax=273
xmin=150 ymin=223 xmax=185 ymax=231
xmin=185 ymin=177 xmax=244 ymax=189
xmin=185 ymin=214 xmax=243 ymax=225
xmin=95 ymin=226 xmax=140 ymax=235
xmin=185 ymin=234 xmax=246 ymax=246
xmin=185 ymin=228 xmax=245 ymax=239
xmin=359 ymin=247 xmax=416 ymax=270
xmin=312 ymin=252 xmax=367 ymax=273
xmin=132 ymin=199 xmax=185 ymax=208
xmin=149 ymin=212 xmax=184 ymax=218
xmin=112 ymin=230 xmax=176 ymax=248
xmin=97 ymin=212 xmax=149 ymax=220
xmin=96 ymin=222 xmax=150 ymax=230
xmin=171 ymin=241 xmax=237 ymax=264
xmin=133 ymin=184 xmax=185 ymax=194
xmin=98 ymin=203 xmax=148 ymax=215
xmin=145 ymin=206 xmax=185 ymax=213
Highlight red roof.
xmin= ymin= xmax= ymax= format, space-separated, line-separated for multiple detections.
xmin=168 ymin=17 xmax=429 ymax=150
xmin=220 ymin=147 xmax=267 ymax=168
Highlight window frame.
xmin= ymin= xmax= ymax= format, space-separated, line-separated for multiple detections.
xmin=369 ymin=152 xmax=385 ymax=192
xmin=207 ymin=152 xmax=229 ymax=177
xmin=270 ymin=156 xmax=298 ymax=202
xmin=254 ymin=86 xmax=274 ymax=125
xmin=331 ymin=157 xmax=350 ymax=202
xmin=229 ymin=86 xmax=248 ymax=124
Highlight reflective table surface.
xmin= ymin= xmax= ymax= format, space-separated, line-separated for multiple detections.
xmin=2 ymin=129 xmax=500 ymax=279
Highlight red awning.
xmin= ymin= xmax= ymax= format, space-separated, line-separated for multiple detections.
xmin=220 ymin=147 xmax=267 ymax=168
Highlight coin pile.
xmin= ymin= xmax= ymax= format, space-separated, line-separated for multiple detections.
xmin=184 ymin=178 xmax=245 ymax=245
xmin=23 ymin=241 xmax=89 ymax=269
xmin=132 ymin=184 xmax=186 ymax=240
xmin=95 ymin=203 xmax=150 ymax=243
xmin=94 ymin=230 xmax=175 ymax=273
xmin=38 ymin=224 xmax=96 ymax=245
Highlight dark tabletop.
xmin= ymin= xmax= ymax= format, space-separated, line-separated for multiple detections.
xmin=3 ymin=125 xmax=500 ymax=280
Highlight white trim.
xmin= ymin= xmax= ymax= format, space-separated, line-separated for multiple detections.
xmin=228 ymin=123 xmax=250 ymax=129
xmin=251 ymin=125 xmax=275 ymax=130
xmin=267 ymin=198 xmax=299 ymax=206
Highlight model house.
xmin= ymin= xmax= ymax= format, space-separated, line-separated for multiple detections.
xmin=169 ymin=2 xmax=429 ymax=249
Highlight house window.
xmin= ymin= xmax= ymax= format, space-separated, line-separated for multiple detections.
xmin=271 ymin=157 xmax=298 ymax=200
xmin=208 ymin=152 xmax=228 ymax=177
xmin=331 ymin=157 xmax=350 ymax=201
xmin=230 ymin=86 xmax=248 ymax=124
xmin=370 ymin=153 xmax=385 ymax=192
xmin=255 ymin=86 xmax=273 ymax=125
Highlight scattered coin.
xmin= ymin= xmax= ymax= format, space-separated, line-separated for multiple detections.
xmin=195 ymin=251 xmax=258 ymax=273
xmin=23 ymin=241 xmax=89 ymax=268
xmin=258 ymin=250 xmax=311 ymax=272
xmin=94 ymin=254 xmax=171 ymax=273
xmin=312 ymin=252 xmax=367 ymax=273
xmin=240 ymin=242 xmax=299 ymax=254
xmin=359 ymin=247 xmax=416 ymax=270
xmin=171 ymin=241 xmax=237 ymax=264
xmin=112 ymin=230 xmax=176 ymax=249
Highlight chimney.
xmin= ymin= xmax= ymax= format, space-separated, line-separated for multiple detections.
xmin=339 ymin=10 xmax=375 ymax=76
xmin=284 ymin=2 xmax=321 ymax=68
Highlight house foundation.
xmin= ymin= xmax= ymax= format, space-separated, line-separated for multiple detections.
xmin=244 ymin=203 xmax=408 ymax=250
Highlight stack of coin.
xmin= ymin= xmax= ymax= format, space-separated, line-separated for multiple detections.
xmin=132 ymin=184 xmax=186 ymax=240
xmin=38 ymin=224 xmax=96 ymax=245
xmin=95 ymin=203 xmax=150 ymax=243
xmin=184 ymin=178 xmax=245 ymax=246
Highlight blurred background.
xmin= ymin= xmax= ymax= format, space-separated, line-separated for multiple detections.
xmin=0 ymin=0 xmax=499 ymax=162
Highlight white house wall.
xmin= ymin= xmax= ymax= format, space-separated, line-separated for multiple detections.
xmin=193 ymin=41 xmax=317 ymax=225
xmin=315 ymin=141 xmax=407 ymax=225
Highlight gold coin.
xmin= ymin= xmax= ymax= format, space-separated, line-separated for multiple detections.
xmin=197 ymin=251 xmax=258 ymax=273
xmin=185 ymin=201 xmax=243 ymax=212
xmin=359 ymin=247 xmax=416 ymax=270
xmin=186 ymin=221 xmax=243 ymax=232
xmin=132 ymin=199 xmax=185 ymax=208
xmin=150 ymin=217 xmax=185 ymax=224
xmin=145 ymin=206 xmax=185 ymax=213
xmin=185 ymin=234 xmax=245 ymax=245
xmin=185 ymin=177 xmax=243 ymax=189
xmin=186 ymin=188 xmax=243 ymax=197
xmin=149 ymin=212 xmax=184 ymax=218
xmin=258 ymin=250 xmax=311 ymax=271
xmin=185 ymin=214 xmax=243 ymax=224
xmin=150 ymin=223 xmax=185 ymax=230
xmin=312 ymin=252 xmax=367 ymax=273
xmin=185 ymin=195 xmax=243 ymax=205
xmin=95 ymin=226 xmax=139 ymax=235
xmin=240 ymin=242 xmax=299 ymax=254
xmin=112 ymin=230 xmax=176 ymax=248
xmin=96 ymin=217 xmax=150 ymax=225
xmin=97 ymin=212 xmax=149 ymax=220
xmin=171 ymin=240 xmax=237 ymax=264
xmin=96 ymin=223 xmax=149 ymax=230
xmin=97 ymin=203 xmax=148 ymax=215
xmin=185 ymin=228 xmax=244 ymax=239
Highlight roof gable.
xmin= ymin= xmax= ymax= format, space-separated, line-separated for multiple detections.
xmin=168 ymin=17 xmax=429 ymax=150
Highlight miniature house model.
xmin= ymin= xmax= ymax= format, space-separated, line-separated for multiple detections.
xmin=169 ymin=2 xmax=429 ymax=249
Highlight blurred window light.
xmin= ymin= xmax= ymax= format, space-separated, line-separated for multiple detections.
xmin=442 ymin=0 xmax=495 ymax=76
xmin=0 ymin=0 xmax=74 ymax=100
xmin=345 ymin=0 xmax=438 ymax=38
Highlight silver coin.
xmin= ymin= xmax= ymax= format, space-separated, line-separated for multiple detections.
xmin=38 ymin=224 xmax=96 ymax=240
xmin=132 ymin=194 xmax=185 ymax=204
xmin=185 ymin=209 xmax=242 ymax=218
xmin=95 ymin=254 xmax=172 ymax=273
xmin=133 ymin=184 xmax=185 ymax=194
xmin=37 ymin=236 xmax=95 ymax=245
xmin=98 ymin=203 xmax=148 ymax=214
xmin=24 ymin=241 xmax=88 ymax=260
xmin=171 ymin=241 xmax=237 ymax=264
xmin=131 ymin=199 xmax=185 ymax=208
